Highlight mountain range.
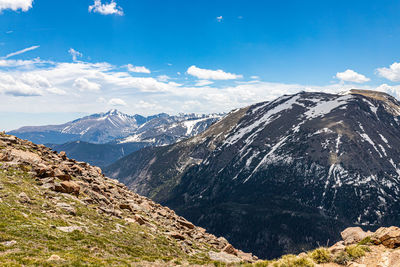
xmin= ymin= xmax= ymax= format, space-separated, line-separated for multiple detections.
xmin=9 ymin=110 xmax=222 ymax=167
xmin=105 ymin=89 xmax=400 ymax=258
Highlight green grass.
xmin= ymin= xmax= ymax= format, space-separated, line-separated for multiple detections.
xmin=309 ymin=248 xmax=331 ymax=263
xmin=0 ymin=166 xmax=214 ymax=266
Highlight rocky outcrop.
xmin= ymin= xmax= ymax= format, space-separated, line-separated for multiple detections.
xmin=0 ymin=132 xmax=256 ymax=264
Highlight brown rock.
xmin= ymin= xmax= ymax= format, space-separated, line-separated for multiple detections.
xmin=53 ymin=168 xmax=71 ymax=181
xmin=328 ymin=241 xmax=346 ymax=254
xmin=373 ymin=226 xmax=400 ymax=248
xmin=177 ymin=219 xmax=195 ymax=229
xmin=134 ymin=214 xmax=146 ymax=225
xmin=222 ymin=244 xmax=238 ymax=255
xmin=54 ymin=181 xmax=80 ymax=195
xmin=341 ymin=227 xmax=368 ymax=245
xmin=170 ymin=232 xmax=186 ymax=240
xmin=59 ymin=151 xmax=67 ymax=160
xmin=119 ymin=203 xmax=133 ymax=211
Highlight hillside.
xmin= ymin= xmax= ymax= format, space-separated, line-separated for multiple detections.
xmin=47 ymin=141 xmax=147 ymax=168
xmin=0 ymin=132 xmax=256 ymax=265
xmin=105 ymin=89 xmax=400 ymax=259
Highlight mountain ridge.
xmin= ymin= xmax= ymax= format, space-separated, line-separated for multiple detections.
xmin=105 ymin=89 xmax=400 ymax=258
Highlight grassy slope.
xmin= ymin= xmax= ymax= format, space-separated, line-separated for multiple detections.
xmin=0 ymin=165 xmax=211 ymax=266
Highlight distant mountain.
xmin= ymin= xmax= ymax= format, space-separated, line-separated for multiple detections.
xmin=117 ymin=113 xmax=223 ymax=146
xmin=105 ymin=89 xmax=400 ymax=258
xmin=9 ymin=109 xmax=151 ymax=144
xmin=10 ymin=111 xmax=223 ymax=167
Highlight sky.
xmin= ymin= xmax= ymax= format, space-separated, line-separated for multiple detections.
xmin=1 ymin=0 xmax=400 ymax=130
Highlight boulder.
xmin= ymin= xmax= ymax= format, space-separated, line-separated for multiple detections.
xmin=341 ymin=227 xmax=368 ymax=245
xmin=54 ymin=181 xmax=80 ymax=195
xmin=222 ymin=244 xmax=238 ymax=255
xmin=328 ymin=241 xmax=346 ymax=254
xmin=177 ymin=219 xmax=195 ymax=229
xmin=53 ymin=168 xmax=71 ymax=181
xmin=372 ymin=226 xmax=400 ymax=248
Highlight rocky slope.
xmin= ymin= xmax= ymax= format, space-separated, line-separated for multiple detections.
xmin=105 ymin=89 xmax=400 ymax=259
xmin=258 ymin=226 xmax=400 ymax=267
xmin=0 ymin=132 xmax=256 ymax=265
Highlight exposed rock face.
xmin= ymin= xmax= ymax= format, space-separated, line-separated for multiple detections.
xmin=106 ymin=90 xmax=400 ymax=258
xmin=0 ymin=132 xmax=256 ymax=264
xmin=341 ymin=227 xmax=368 ymax=245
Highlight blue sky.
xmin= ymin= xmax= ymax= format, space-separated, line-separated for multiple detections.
xmin=1 ymin=0 xmax=400 ymax=130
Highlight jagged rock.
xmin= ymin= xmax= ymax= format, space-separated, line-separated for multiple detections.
xmin=341 ymin=227 xmax=368 ymax=245
xmin=53 ymin=168 xmax=71 ymax=181
xmin=177 ymin=219 xmax=195 ymax=229
xmin=372 ymin=226 xmax=400 ymax=248
xmin=54 ymin=181 xmax=80 ymax=195
xmin=222 ymin=244 xmax=238 ymax=255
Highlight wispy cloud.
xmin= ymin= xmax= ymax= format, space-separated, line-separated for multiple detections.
xmin=3 ymin=45 xmax=40 ymax=59
xmin=126 ymin=64 xmax=151 ymax=74
xmin=68 ymin=48 xmax=83 ymax=62
xmin=89 ymin=0 xmax=123 ymax=16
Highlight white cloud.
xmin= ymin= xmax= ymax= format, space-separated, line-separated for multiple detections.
xmin=376 ymin=62 xmax=400 ymax=82
xmin=250 ymin=76 xmax=260 ymax=80
xmin=89 ymin=0 xmax=123 ymax=16
xmin=0 ymin=56 xmax=392 ymax=119
xmin=157 ymin=75 xmax=170 ymax=82
xmin=108 ymin=98 xmax=127 ymax=106
xmin=375 ymin=84 xmax=400 ymax=99
xmin=126 ymin=64 xmax=151 ymax=74
xmin=335 ymin=69 xmax=370 ymax=83
xmin=195 ymin=80 xmax=213 ymax=87
xmin=73 ymin=77 xmax=101 ymax=91
xmin=0 ymin=0 xmax=33 ymax=12
xmin=187 ymin=65 xmax=242 ymax=80
xmin=3 ymin=45 xmax=39 ymax=59
xmin=216 ymin=16 xmax=223 ymax=22
xmin=68 ymin=48 xmax=82 ymax=62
